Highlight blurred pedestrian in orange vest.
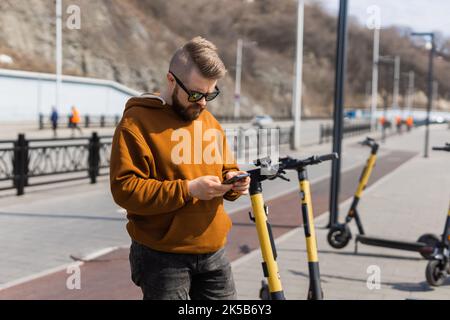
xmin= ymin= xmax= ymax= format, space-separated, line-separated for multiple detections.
xmin=379 ymin=115 xmax=386 ymax=128
xmin=69 ymin=106 xmax=83 ymax=137
xmin=406 ymin=116 xmax=414 ymax=131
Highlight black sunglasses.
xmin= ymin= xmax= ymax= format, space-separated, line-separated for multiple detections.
xmin=169 ymin=71 xmax=220 ymax=103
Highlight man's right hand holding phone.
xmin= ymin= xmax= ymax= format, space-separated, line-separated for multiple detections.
xmin=223 ymin=171 xmax=250 ymax=196
xmin=188 ymin=172 xmax=251 ymax=200
xmin=188 ymin=176 xmax=234 ymax=200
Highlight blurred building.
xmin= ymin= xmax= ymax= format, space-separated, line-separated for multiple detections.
xmin=0 ymin=68 xmax=140 ymax=121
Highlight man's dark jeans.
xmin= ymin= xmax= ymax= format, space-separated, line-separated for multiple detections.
xmin=129 ymin=240 xmax=237 ymax=300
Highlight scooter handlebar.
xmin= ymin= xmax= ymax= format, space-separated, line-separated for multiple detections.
xmin=257 ymin=153 xmax=338 ymax=172
xmin=317 ymin=153 xmax=339 ymax=163
xmin=279 ymin=153 xmax=338 ymax=169
xmin=254 ymin=156 xmax=272 ymax=167
xmin=359 ymin=137 xmax=377 ymax=147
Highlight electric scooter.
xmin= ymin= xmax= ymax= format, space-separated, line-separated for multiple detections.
xmin=327 ymin=137 xmax=438 ymax=258
xmin=247 ymin=157 xmax=288 ymax=300
xmin=425 ymin=143 xmax=450 ymax=286
xmin=254 ymin=153 xmax=338 ymax=300
xmin=279 ymin=153 xmax=338 ymax=300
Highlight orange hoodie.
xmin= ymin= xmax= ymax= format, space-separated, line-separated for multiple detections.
xmin=110 ymin=94 xmax=241 ymax=254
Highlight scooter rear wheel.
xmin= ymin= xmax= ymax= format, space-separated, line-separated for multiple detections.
xmin=425 ymin=260 xmax=447 ymax=287
xmin=417 ymin=233 xmax=440 ymax=259
xmin=327 ymin=225 xmax=351 ymax=249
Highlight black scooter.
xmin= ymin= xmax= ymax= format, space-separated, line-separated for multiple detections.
xmin=425 ymin=143 xmax=450 ymax=286
xmin=327 ymin=137 xmax=438 ymax=258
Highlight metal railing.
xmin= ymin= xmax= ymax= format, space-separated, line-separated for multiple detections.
xmin=39 ymin=113 xmax=121 ymax=130
xmin=0 ymin=133 xmax=112 ymax=195
xmin=215 ymin=115 xmax=292 ymax=123
xmin=319 ymin=122 xmax=372 ymax=144
xmin=0 ymin=126 xmax=294 ymax=196
xmin=40 ymin=113 xmax=294 ymax=128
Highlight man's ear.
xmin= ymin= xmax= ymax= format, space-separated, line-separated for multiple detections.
xmin=167 ymin=72 xmax=175 ymax=90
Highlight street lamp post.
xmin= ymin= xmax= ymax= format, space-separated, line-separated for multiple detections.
xmin=234 ymin=39 xmax=257 ymax=119
xmin=432 ymin=81 xmax=438 ymax=110
xmin=370 ymin=27 xmax=380 ymax=132
xmin=234 ymin=39 xmax=243 ymax=119
xmin=379 ymin=56 xmax=401 ymax=109
xmin=292 ymin=0 xmax=304 ymax=150
xmin=366 ymin=4 xmax=381 ymax=132
xmin=56 ymin=0 xmax=63 ymax=113
xmin=411 ymin=32 xmax=435 ymax=158
xmin=392 ymin=55 xmax=401 ymax=110
xmin=328 ymin=0 xmax=348 ymax=228
xmin=377 ymin=55 xmax=398 ymax=142
xmin=402 ymin=71 xmax=415 ymax=117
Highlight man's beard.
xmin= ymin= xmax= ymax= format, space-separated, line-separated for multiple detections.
xmin=171 ymin=87 xmax=204 ymax=121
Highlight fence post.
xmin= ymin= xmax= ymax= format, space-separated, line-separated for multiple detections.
xmin=24 ymin=137 xmax=29 ymax=187
xmin=88 ymin=132 xmax=100 ymax=184
xmin=13 ymin=134 xmax=27 ymax=196
xmin=85 ymin=115 xmax=90 ymax=128
xmin=289 ymin=126 xmax=295 ymax=150
xmin=100 ymin=115 xmax=105 ymax=128
xmin=319 ymin=124 xmax=323 ymax=144
xmin=238 ymin=127 xmax=244 ymax=161
xmin=39 ymin=113 xmax=44 ymax=130
xmin=256 ymin=126 xmax=261 ymax=157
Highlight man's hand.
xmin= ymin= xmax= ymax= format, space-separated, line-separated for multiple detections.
xmin=225 ymin=171 xmax=251 ymax=195
xmin=188 ymin=176 xmax=234 ymax=200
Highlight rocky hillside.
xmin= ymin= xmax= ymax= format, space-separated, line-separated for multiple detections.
xmin=0 ymin=0 xmax=449 ymax=117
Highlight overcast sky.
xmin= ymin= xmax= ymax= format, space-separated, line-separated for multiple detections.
xmin=317 ymin=0 xmax=450 ymax=37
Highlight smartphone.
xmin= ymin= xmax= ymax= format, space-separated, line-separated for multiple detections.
xmin=222 ymin=173 xmax=250 ymax=185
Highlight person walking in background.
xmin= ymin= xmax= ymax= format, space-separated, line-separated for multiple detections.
xmin=406 ymin=115 xmax=414 ymax=132
xmin=395 ymin=115 xmax=402 ymax=134
xmin=69 ymin=106 xmax=83 ymax=137
xmin=379 ymin=115 xmax=386 ymax=130
xmin=50 ymin=107 xmax=59 ymax=138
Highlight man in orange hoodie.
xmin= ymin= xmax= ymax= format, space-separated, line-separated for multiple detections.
xmin=110 ymin=37 xmax=250 ymax=300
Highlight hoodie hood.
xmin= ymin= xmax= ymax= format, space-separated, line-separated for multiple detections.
xmin=124 ymin=93 xmax=167 ymax=113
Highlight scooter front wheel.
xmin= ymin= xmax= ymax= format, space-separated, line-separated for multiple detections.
xmin=417 ymin=233 xmax=440 ymax=259
xmin=327 ymin=224 xmax=351 ymax=249
xmin=425 ymin=260 xmax=447 ymax=287
xmin=259 ymin=280 xmax=271 ymax=300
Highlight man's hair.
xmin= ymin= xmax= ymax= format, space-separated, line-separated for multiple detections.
xmin=169 ymin=36 xmax=227 ymax=81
